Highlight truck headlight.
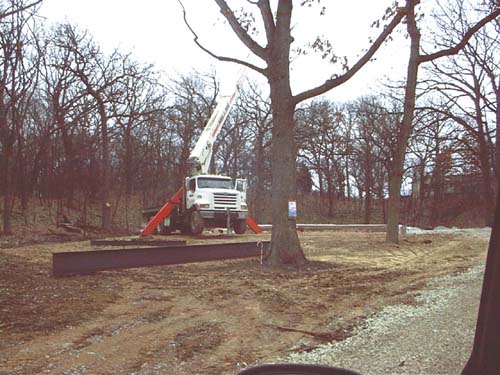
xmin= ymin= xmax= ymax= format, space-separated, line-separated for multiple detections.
xmin=241 ymin=204 xmax=247 ymax=210
xmin=199 ymin=204 xmax=210 ymax=209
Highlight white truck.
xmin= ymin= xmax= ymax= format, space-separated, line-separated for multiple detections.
xmin=169 ymin=174 xmax=248 ymax=235
xmin=141 ymin=69 xmax=249 ymax=236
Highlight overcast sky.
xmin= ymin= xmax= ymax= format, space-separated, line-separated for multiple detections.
xmin=38 ymin=0 xmax=411 ymax=102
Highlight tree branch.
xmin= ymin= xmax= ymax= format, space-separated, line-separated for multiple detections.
xmin=419 ymin=8 xmax=500 ymax=64
xmin=257 ymin=0 xmax=276 ymax=42
xmin=421 ymin=106 xmax=479 ymax=136
xmin=292 ymin=7 xmax=407 ymax=105
xmin=177 ymin=0 xmax=266 ymax=75
xmin=0 ymin=0 xmax=42 ymax=20
xmin=213 ymin=0 xmax=268 ymax=60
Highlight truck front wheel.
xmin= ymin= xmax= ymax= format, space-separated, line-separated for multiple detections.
xmin=189 ymin=210 xmax=204 ymax=235
xmin=232 ymin=219 xmax=247 ymax=234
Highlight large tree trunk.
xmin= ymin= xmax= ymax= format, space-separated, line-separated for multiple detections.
xmin=386 ymin=172 xmax=403 ymax=243
xmin=386 ymin=0 xmax=420 ymax=243
xmin=266 ymin=63 xmax=305 ymax=265
xmin=262 ymin=0 xmax=305 ymax=267
xmin=267 ymin=100 xmax=305 ymax=266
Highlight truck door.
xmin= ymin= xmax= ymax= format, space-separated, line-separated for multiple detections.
xmin=186 ymin=178 xmax=196 ymax=210
xmin=235 ymin=178 xmax=248 ymax=203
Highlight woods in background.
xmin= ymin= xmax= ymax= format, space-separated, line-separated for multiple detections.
xmin=1 ymin=0 xmax=498 ymax=235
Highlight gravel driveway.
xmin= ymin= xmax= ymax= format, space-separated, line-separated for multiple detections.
xmin=286 ymin=228 xmax=489 ymax=375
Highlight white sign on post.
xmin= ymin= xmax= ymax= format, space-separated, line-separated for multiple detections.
xmin=288 ymin=201 xmax=297 ymax=219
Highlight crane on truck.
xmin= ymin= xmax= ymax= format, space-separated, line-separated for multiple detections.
xmin=141 ymin=68 xmax=262 ymax=237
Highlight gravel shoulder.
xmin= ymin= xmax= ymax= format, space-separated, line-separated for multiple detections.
xmin=287 ymin=240 xmax=486 ymax=374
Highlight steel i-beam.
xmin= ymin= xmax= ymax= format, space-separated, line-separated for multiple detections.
xmin=53 ymin=241 xmax=270 ymax=276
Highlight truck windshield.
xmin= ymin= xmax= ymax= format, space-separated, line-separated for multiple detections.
xmin=197 ymin=178 xmax=233 ymax=189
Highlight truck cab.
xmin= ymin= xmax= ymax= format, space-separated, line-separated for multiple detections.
xmin=184 ymin=175 xmax=248 ymax=235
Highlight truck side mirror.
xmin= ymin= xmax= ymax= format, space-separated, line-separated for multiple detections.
xmin=235 ymin=178 xmax=247 ymax=193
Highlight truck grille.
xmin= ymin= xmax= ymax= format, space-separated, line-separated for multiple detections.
xmin=213 ymin=192 xmax=238 ymax=210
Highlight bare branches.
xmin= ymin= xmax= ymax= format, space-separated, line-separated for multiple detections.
xmin=292 ymin=7 xmax=407 ymax=105
xmin=419 ymin=8 xmax=500 ymax=64
xmin=0 ymin=0 xmax=42 ymax=21
xmin=257 ymin=0 xmax=275 ymax=40
xmin=177 ymin=0 xmax=266 ymax=75
xmin=213 ymin=0 xmax=267 ymax=59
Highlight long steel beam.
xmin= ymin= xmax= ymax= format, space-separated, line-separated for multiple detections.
xmin=258 ymin=224 xmax=387 ymax=232
xmin=90 ymin=239 xmax=186 ymax=247
xmin=53 ymin=241 xmax=270 ymax=276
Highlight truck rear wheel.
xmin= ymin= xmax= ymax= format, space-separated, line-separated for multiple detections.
xmin=232 ymin=219 xmax=247 ymax=234
xmin=189 ymin=210 xmax=204 ymax=235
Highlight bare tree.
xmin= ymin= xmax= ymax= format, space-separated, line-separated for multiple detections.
xmin=54 ymin=24 xmax=134 ymax=230
xmin=297 ymin=99 xmax=347 ymax=217
xmin=41 ymin=24 xmax=96 ymax=208
xmin=420 ymin=0 xmax=499 ymax=225
xmin=296 ymin=105 xmax=326 ymax=204
xmin=0 ymin=0 xmax=41 ymax=234
xmin=136 ymin=110 xmax=177 ymax=208
xmin=352 ymin=97 xmax=388 ymax=224
xmin=0 ymin=0 xmax=41 ymax=20
xmin=407 ymin=106 xmax=461 ymax=226
xmin=112 ymin=59 xmax=164 ymax=231
xmin=181 ymin=0 xmax=407 ymax=265
xmin=385 ymin=0 xmax=499 ymax=243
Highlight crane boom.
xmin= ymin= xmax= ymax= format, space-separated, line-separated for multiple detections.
xmin=188 ymin=67 xmax=247 ymax=176
xmin=140 ymin=65 xmax=262 ymax=237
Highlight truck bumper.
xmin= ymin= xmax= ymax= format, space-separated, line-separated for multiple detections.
xmin=199 ymin=210 xmax=248 ymax=220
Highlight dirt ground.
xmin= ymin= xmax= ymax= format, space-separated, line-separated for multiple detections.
xmin=0 ymin=230 xmax=488 ymax=375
